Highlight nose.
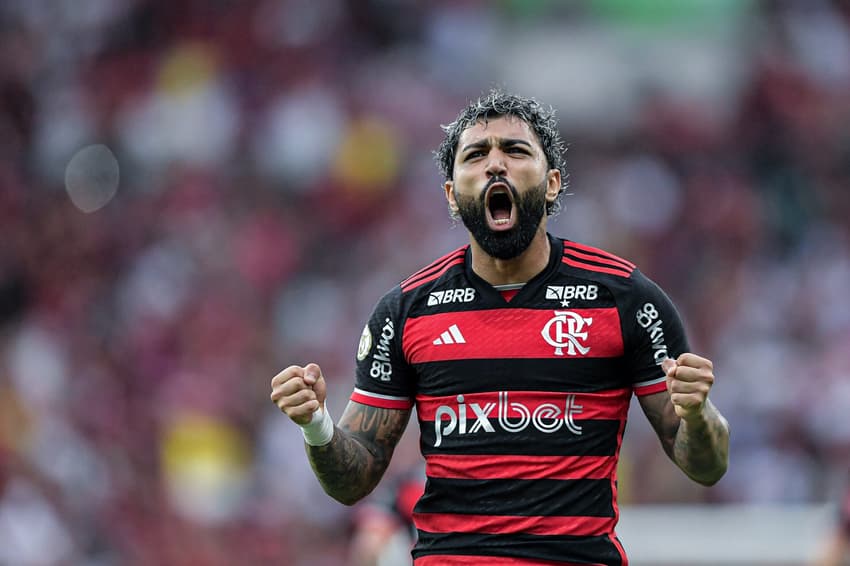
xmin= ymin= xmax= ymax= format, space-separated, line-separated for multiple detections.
xmin=484 ymin=150 xmax=507 ymax=178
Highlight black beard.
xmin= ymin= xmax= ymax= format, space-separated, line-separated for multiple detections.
xmin=454 ymin=177 xmax=548 ymax=260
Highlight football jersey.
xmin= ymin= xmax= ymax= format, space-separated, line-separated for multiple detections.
xmin=352 ymin=234 xmax=689 ymax=566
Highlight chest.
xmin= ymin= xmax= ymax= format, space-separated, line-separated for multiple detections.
xmin=402 ymin=280 xmax=628 ymax=396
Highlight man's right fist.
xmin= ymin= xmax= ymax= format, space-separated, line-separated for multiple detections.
xmin=270 ymin=363 xmax=327 ymax=426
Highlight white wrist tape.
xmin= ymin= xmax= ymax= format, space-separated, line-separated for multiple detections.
xmin=300 ymin=404 xmax=334 ymax=446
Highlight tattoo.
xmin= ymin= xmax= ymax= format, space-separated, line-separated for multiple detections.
xmin=672 ymin=399 xmax=730 ymax=485
xmin=639 ymin=393 xmax=730 ymax=486
xmin=306 ymin=401 xmax=411 ymax=505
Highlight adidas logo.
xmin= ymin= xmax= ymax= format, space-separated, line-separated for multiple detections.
xmin=433 ymin=324 xmax=466 ymax=345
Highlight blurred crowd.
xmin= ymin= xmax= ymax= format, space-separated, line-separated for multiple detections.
xmin=1 ymin=0 xmax=849 ymax=564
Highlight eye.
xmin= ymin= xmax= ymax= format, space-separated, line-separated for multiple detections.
xmin=465 ymin=150 xmax=485 ymax=161
xmin=506 ymin=146 xmax=528 ymax=155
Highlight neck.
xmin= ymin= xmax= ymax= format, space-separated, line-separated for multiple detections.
xmin=469 ymin=227 xmax=551 ymax=286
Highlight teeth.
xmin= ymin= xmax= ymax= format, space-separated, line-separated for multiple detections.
xmin=494 ymin=219 xmax=510 ymax=225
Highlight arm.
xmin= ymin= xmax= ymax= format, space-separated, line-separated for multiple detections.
xmin=270 ymin=363 xmax=411 ymax=505
xmin=307 ymin=402 xmax=411 ymax=505
xmin=638 ymin=353 xmax=729 ymax=486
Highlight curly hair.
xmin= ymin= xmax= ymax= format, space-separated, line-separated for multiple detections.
xmin=435 ymin=89 xmax=568 ymax=215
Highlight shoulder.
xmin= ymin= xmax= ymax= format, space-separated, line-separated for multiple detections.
xmin=557 ymin=238 xmax=670 ymax=302
xmin=560 ymin=238 xmax=637 ymax=280
xmin=366 ymin=245 xmax=470 ymax=318
xmin=558 ymin=238 xmax=638 ymax=292
xmin=399 ymin=245 xmax=469 ymax=295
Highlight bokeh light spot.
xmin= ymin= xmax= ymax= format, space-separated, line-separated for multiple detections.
xmin=64 ymin=144 xmax=120 ymax=213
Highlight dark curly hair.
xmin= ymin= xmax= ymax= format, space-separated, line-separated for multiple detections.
xmin=435 ymin=89 xmax=568 ymax=215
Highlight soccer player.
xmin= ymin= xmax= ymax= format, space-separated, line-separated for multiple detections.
xmin=271 ymin=90 xmax=730 ymax=565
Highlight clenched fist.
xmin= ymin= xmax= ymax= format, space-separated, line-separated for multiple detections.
xmin=270 ymin=363 xmax=327 ymax=426
xmin=662 ymin=353 xmax=715 ymax=421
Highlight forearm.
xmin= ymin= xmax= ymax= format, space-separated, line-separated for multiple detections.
xmin=305 ymin=403 xmax=408 ymax=505
xmin=672 ymin=399 xmax=730 ymax=486
xmin=306 ymin=427 xmax=390 ymax=505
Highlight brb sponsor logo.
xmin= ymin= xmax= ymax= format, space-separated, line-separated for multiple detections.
xmin=433 ymin=392 xmax=583 ymax=447
xmin=545 ymin=285 xmax=598 ymax=301
xmin=428 ymin=288 xmax=475 ymax=306
xmin=635 ymin=302 xmax=668 ymax=364
xmin=369 ymin=318 xmax=395 ymax=381
xmin=541 ymin=310 xmax=593 ymax=356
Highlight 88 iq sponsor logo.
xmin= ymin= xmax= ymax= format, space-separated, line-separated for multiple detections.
xmin=369 ymin=318 xmax=395 ymax=381
xmin=636 ymin=302 xmax=668 ymax=364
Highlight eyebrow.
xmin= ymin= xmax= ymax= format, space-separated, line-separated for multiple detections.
xmin=460 ymin=138 xmax=534 ymax=153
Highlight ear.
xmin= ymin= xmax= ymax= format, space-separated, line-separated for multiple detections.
xmin=545 ymin=169 xmax=561 ymax=204
xmin=444 ymin=180 xmax=458 ymax=214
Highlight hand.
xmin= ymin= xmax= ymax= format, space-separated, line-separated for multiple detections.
xmin=662 ymin=353 xmax=714 ymax=421
xmin=270 ymin=363 xmax=327 ymax=426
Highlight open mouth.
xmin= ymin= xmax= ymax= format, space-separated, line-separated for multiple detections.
xmin=485 ymin=183 xmax=516 ymax=231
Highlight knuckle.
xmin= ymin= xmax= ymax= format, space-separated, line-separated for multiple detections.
xmin=272 ymin=365 xmax=301 ymax=385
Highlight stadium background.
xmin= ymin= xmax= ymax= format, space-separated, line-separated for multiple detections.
xmin=1 ymin=0 xmax=848 ymax=564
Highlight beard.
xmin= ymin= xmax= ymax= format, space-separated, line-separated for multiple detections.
xmin=454 ymin=176 xmax=548 ymax=260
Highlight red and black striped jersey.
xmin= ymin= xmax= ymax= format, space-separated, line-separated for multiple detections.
xmin=352 ymin=234 xmax=689 ymax=566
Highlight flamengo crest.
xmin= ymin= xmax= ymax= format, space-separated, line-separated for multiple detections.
xmin=541 ymin=310 xmax=593 ymax=356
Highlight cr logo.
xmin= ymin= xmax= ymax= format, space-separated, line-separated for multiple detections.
xmin=541 ymin=310 xmax=593 ymax=356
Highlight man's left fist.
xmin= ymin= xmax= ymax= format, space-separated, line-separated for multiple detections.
xmin=662 ymin=353 xmax=715 ymax=420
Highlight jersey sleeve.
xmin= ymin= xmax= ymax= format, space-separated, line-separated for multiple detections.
xmin=621 ymin=270 xmax=691 ymax=396
xmin=352 ymin=288 xmax=416 ymax=410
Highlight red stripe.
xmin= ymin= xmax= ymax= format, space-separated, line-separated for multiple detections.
xmin=403 ymin=308 xmax=623 ymax=364
xmin=426 ymin=454 xmax=617 ymax=481
xmin=633 ymin=380 xmax=667 ymax=396
xmin=562 ymin=257 xmax=631 ymax=278
xmin=415 ymin=556 xmax=604 ymax=566
xmin=350 ymin=390 xmax=413 ymax=410
xmin=401 ymin=248 xmax=467 ymax=292
xmin=416 ymin=389 xmax=631 ymax=422
xmin=414 ymin=512 xmax=614 ymax=537
xmin=563 ymin=248 xmax=635 ymax=274
xmin=565 ymin=241 xmax=635 ymax=269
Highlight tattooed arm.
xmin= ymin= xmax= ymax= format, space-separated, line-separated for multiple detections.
xmin=638 ymin=353 xmax=730 ymax=486
xmin=270 ymin=363 xmax=411 ymax=505
xmin=307 ymin=402 xmax=411 ymax=505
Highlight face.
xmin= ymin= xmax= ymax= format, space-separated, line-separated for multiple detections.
xmin=445 ymin=116 xmax=561 ymax=260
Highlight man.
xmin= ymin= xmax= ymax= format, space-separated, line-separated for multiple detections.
xmin=271 ymin=90 xmax=730 ymax=565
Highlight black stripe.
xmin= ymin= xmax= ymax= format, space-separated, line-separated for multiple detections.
xmin=414 ymin=531 xmax=624 ymax=565
xmin=419 ymin=419 xmax=621 ymax=456
xmin=415 ymin=358 xmax=629 ymax=396
xmin=418 ymin=478 xmax=613 ymax=518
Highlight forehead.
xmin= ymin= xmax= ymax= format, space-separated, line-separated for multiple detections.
xmin=457 ymin=115 xmax=540 ymax=148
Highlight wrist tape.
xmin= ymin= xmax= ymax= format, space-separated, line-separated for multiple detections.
xmin=300 ymin=404 xmax=334 ymax=446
